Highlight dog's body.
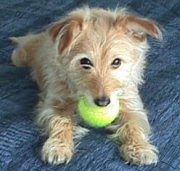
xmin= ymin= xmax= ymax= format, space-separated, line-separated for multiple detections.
xmin=11 ymin=7 xmax=162 ymax=166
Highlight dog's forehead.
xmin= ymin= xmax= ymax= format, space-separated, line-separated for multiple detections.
xmin=70 ymin=16 xmax=140 ymax=63
xmin=74 ymin=27 xmax=134 ymax=61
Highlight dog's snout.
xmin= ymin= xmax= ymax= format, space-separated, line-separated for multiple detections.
xmin=94 ymin=96 xmax=110 ymax=107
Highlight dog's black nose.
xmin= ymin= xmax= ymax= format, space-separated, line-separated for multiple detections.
xmin=94 ymin=96 xmax=110 ymax=107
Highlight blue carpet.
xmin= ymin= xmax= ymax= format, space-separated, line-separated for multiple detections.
xmin=0 ymin=0 xmax=180 ymax=170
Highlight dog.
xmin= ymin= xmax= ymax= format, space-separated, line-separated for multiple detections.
xmin=11 ymin=7 xmax=162 ymax=166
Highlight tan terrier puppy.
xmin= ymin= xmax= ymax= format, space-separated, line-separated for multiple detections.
xmin=11 ymin=7 xmax=162 ymax=166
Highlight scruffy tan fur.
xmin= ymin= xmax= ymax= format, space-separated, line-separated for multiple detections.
xmin=11 ymin=7 xmax=162 ymax=166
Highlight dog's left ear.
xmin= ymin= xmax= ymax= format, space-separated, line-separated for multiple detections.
xmin=116 ymin=15 xmax=162 ymax=41
xmin=49 ymin=16 xmax=86 ymax=54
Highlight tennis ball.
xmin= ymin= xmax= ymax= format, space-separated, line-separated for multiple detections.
xmin=78 ymin=97 xmax=120 ymax=128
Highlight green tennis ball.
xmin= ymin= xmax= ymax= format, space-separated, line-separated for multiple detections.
xmin=78 ymin=97 xmax=120 ymax=128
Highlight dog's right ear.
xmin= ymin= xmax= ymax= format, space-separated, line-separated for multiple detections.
xmin=49 ymin=16 xmax=87 ymax=55
xmin=116 ymin=15 xmax=162 ymax=41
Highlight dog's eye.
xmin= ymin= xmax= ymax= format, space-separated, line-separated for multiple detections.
xmin=111 ymin=58 xmax=121 ymax=69
xmin=80 ymin=58 xmax=93 ymax=69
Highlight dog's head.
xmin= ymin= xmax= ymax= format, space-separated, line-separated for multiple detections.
xmin=49 ymin=8 xmax=162 ymax=106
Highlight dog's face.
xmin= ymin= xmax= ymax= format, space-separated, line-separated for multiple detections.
xmin=49 ymin=8 xmax=161 ymax=106
xmin=67 ymin=27 xmax=138 ymax=107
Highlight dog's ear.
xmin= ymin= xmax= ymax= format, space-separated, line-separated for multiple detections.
xmin=49 ymin=16 xmax=86 ymax=54
xmin=116 ymin=15 xmax=162 ymax=41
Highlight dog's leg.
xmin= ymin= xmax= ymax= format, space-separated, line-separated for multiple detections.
xmin=113 ymin=92 xmax=158 ymax=165
xmin=37 ymin=99 xmax=77 ymax=165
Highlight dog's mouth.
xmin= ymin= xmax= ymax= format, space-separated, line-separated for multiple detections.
xmin=78 ymin=89 xmax=123 ymax=108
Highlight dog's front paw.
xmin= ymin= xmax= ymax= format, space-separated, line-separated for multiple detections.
xmin=120 ymin=142 xmax=158 ymax=165
xmin=41 ymin=138 xmax=74 ymax=165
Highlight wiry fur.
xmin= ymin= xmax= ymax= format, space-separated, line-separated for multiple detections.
xmin=11 ymin=7 xmax=162 ymax=166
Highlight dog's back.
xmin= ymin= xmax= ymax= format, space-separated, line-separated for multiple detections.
xmin=10 ymin=31 xmax=61 ymax=90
